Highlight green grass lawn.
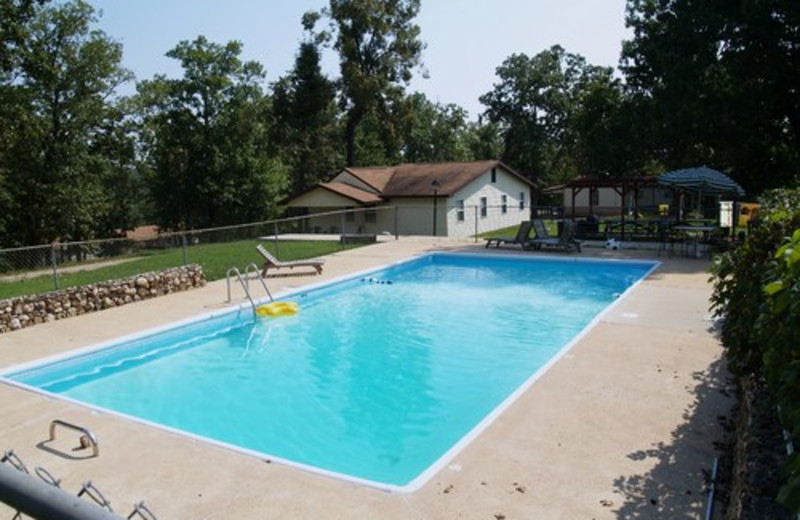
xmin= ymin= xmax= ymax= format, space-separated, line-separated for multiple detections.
xmin=477 ymin=220 xmax=558 ymax=239
xmin=0 ymin=239 xmax=356 ymax=300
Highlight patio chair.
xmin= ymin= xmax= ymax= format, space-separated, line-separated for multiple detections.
xmin=526 ymin=219 xmax=582 ymax=253
xmin=484 ymin=220 xmax=533 ymax=248
xmin=657 ymin=221 xmax=682 ymax=257
xmin=531 ymin=219 xmax=551 ymax=240
xmin=256 ymin=244 xmax=324 ymax=277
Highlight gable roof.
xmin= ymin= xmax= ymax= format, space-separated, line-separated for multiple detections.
xmin=319 ymin=181 xmax=383 ymax=204
xmin=341 ymin=166 xmax=396 ymax=193
xmin=346 ymin=160 xmax=533 ymax=198
xmin=289 ymin=160 xmax=535 ymax=208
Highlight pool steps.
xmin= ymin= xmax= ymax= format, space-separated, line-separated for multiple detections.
xmin=225 ymin=263 xmax=274 ymax=313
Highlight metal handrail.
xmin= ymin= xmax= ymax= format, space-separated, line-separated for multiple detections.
xmin=226 ymin=265 xmax=273 ymax=308
xmin=226 ymin=267 xmax=257 ymax=313
xmin=49 ymin=420 xmax=99 ymax=457
xmin=243 ymin=262 xmax=273 ymax=302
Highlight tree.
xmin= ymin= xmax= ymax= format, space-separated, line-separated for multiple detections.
xmin=464 ymin=117 xmax=504 ymax=161
xmin=569 ymin=68 xmax=645 ymax=177
xmin=1 ymin=0 xmax=132 ymax=245
xmin=479 ymin=46 xmax=601 ymax=185
xmin=399 ymin=92 xmax=471 ymax=163
xmin=621 ymin=0 xmax=800 ymax=193
xmin=138 ymin=36 xmax=288 ymax=230
xmin=1 ymin=0 xmax=45 ymax=242
xmin=306 ymin=0 xmax=424 ymax=166
xmin=270 ymin=40 xmax=341 ymax=196
xmin=0 ymin=0 xmax=47 ymax=75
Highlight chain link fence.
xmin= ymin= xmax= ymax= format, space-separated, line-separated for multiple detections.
xmin=0 ymin=208 xmax=405 ymax=297
xmin=0 ymin=204 xmax=554 ymax=299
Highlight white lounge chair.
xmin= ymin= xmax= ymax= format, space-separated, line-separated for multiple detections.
xmin=256 ymin=245 xmax=324 ymax=277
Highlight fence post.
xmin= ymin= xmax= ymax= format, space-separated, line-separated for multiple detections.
xmin=394 ymin=206 xmax=399 ymax=240
xmin=473 ymin=206 xmax=479 ymax=243
xmin=50 ymin=242 xmax=59 ymax=291
xmin=181 ymin=233 xmax=188 ymax=266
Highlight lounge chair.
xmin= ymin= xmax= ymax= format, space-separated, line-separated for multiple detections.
xmin=526 ymin=219 xmax=582 ymax=253
xmin=256 ymin=245 xmax=324 ymax=277
xmin=484 ymin=221 xmax=533 ymax=248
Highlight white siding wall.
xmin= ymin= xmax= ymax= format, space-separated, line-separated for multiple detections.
xmin=304 ymin=207 xmax=394 ymax=235
xmin=446 ymin=169 xmax=530 ymax=237
xmin=391 ymin=198 xmax=440 ymax=235
xmin=561 ymin=186 xmax=672 ymax=217
xmin=562 ymin=187 xmax=621 ymax=214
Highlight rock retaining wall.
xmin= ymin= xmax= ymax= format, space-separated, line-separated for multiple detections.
xmin=0 ymin=264 xmax=205 ymax=334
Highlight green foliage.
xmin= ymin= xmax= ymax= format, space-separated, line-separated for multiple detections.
xmin=622 ymin=0 xmax=800 ymax=193
xmin=759 ymin=224 xmax=800 ymax=512
xmin=0 ymin=0 xmax=134 ymax=246
xmin=270 ymin=41 xmax=341 ymax=196
xmin=308 ymin=0 xmax=424 ymax=166
xmin=137 ymin=36 xmax=288 ymax=230
xmin=464 ymin=118 xmax=504 ymax=161
xmin=710 ymin=188 xmax=800 ymax=512
xmin=479 ymin=46 xmax=623 ymax=184
xmin=398 ymin=92 xmax=471 ymax=163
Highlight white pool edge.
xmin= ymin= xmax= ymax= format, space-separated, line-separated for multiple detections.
xmin=0 ymin=252 xmax=660 ymax=495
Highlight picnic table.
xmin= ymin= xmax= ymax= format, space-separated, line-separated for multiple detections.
xmin=603 ymin=219 xmax=666 ymax=241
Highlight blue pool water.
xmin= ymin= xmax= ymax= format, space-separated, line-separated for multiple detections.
xmin=6 ymin=253 xmax=655 ymax=490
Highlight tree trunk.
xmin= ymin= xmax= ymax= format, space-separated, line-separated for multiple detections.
xmin=345 ymin=106 xmax=364 ymax=167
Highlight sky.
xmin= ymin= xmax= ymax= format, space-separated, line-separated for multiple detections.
xmin=89 ymin=0 xmax=632 ymax=119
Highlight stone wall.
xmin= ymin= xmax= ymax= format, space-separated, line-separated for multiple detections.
xmin=0 ymin=264 xmax=206 ymax=334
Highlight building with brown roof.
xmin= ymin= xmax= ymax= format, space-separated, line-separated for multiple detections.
xmin=287 ymin=160 xmax=535 ymax=237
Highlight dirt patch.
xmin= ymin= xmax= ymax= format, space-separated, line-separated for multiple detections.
xmin=717 ymin=376 xmax=793 ymax=519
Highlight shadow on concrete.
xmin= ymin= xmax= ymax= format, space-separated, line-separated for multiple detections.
xmin=612 ymin=355 xmax=735 ymax=519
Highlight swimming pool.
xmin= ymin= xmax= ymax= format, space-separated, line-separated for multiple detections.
xmin=4 ymin=253 xmax=656 ymax=492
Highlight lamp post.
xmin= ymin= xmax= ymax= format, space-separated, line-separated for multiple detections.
xmin=431 ymin=179 xmax=441 ymax=236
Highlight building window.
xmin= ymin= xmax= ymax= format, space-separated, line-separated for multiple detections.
xmin=491 ymin=167 xmax=497 ymax=183
xmin=501 ymin=195 xmax=508 ymax=214
xmin=365 ymin=208 xmax=377 ymax=223
xmin=456 ymin=200 xmax=465 ymax=222
xmin=519 ymin=191 xmax=525 ymax=210
xmin=480 ymin=197 xmax=487 ymax=218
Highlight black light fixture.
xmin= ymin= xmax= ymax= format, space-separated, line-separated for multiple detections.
xmin=431 ymin=179 xmax=441 ymax=236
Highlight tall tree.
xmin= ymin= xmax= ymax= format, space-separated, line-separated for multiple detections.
xmin=306 ymin=0 xmax=424 ymax=166
xmin=479 ymin=46 xmax=602 ymax=185
xmin=1 ymin=0 xmax=132 ymax=245
xmin=399 ymin=92 xmax=471 ymax=163
xmin=270 ymin=39 xmax=340 ymax=196
xmin=621 ymin=0 xmax=800 ymax=192
xmin=569 ymin=68 xmax=644 ymax=177
xmin=1 ymin=0 xmax=46 ymax=242
xmin=0 ymin=0 xmax=46 ymax=75
xmin=464 ymin=117 xmax=504 ymax=161
xmin=138 ymin=36 xmax=288 ymax=230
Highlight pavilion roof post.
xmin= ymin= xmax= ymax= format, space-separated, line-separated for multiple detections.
xmin=620 ymin=185 xmax=626 ymax=240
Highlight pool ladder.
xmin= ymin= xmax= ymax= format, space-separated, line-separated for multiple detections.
xmin=226 ymin=263 xmax=274 ymax=314
xmin=49 ymin=419 xmax=99 ymax=457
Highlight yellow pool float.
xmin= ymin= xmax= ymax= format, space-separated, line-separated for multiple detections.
xmin=255 ymin=301 xmax=299 ymax=317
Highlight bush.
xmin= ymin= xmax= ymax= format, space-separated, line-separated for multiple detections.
xmin=711 ymin=188 xmax=800 ymax=512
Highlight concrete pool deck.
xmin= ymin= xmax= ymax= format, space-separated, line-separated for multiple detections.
xmin=0 ymin=237 xmax=733 ymax=519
